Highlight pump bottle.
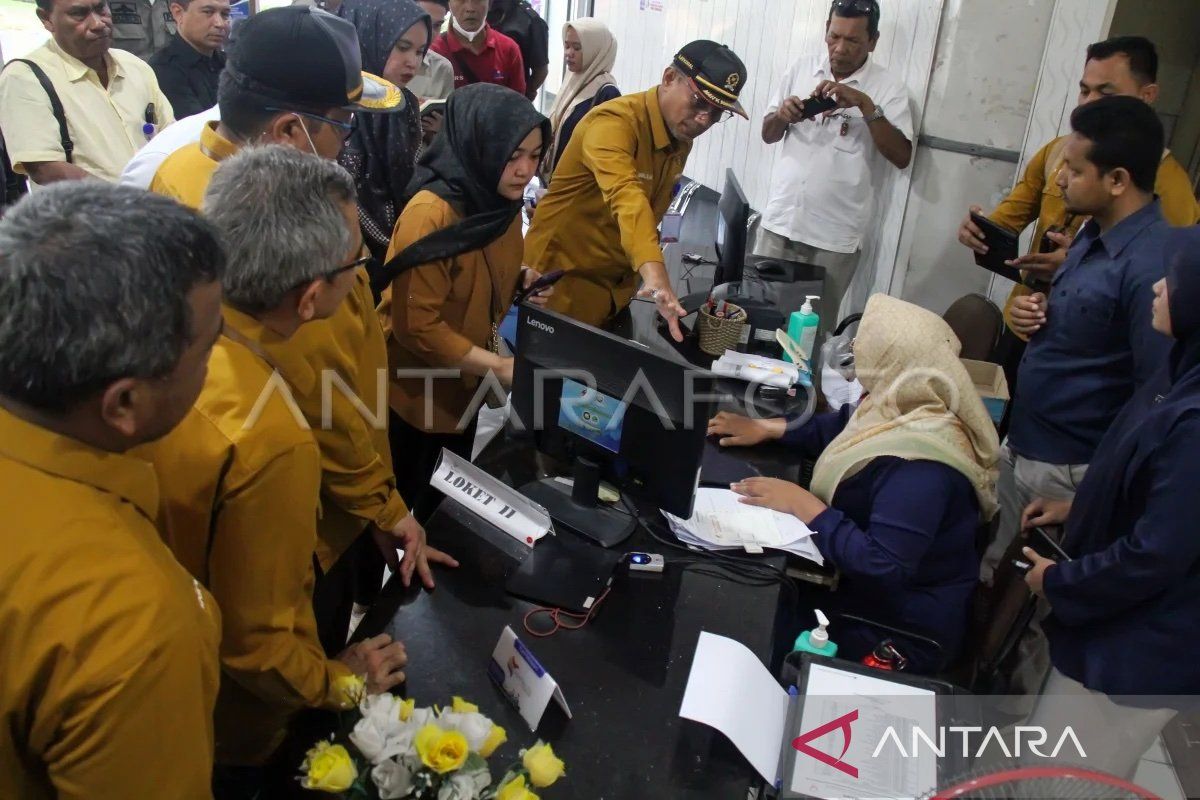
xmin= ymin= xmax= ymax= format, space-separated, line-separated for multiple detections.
xmin=785 ymin=296 xmax=820 ymax=364
xmin=793 ymin=609 xmax=838 ymax=658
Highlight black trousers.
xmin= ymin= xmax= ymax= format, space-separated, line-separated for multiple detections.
xmin=388 ymin=410 xmax=478 ymax=524
xmin=311 ymin=529 xmax=387 ymax=656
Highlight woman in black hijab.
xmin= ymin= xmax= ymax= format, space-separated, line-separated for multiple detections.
xmin=339 ymin=0 xmax=428 ymax=274
xmin=381 ymin=83 xmax=553 ymax=521
xmin=1021 ymin=225 xmax=1200 ymax=776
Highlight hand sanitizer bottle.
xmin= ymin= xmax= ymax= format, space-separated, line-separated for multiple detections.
xmin=793 ymin=609 xmax=838 ymax=658
xmin=785 ymin=296 xmax=820 ymax=364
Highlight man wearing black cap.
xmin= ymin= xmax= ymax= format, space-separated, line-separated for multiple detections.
xmin=525 ymin=40 xmax=748 ymax=339
xmin=150 ymin=4 xmax=405 ymax=206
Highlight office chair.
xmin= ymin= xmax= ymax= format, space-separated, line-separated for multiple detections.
xmin=943 ymin=294 xmax=1004 ymax=362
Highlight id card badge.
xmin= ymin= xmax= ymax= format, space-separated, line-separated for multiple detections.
xmin=660 ymin=211 xmax=682 ymax=244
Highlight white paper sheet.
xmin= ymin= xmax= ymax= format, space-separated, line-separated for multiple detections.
xmin=790 ymin=663 xmax=938 ymax=800
xmin=679 ymin=632 xmax=790 ymax=783
xmin=430 ymin=449 xmax=551 ymax=546
xmin=663 ymin=488 xmax=824 ymax=565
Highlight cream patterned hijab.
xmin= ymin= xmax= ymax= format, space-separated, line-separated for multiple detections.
xmin=545 ymin=18 xmax=617 ymax=170
xmin=808 ymin=294 xmax=1000 ymax=520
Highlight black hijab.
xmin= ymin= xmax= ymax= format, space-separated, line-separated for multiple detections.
xmin=374 ymin=83 xmax=550 ymax=294
xmin=338 ymin=0 xmax=428 ymax=262
xmin=1064 ymin=225 xmax=1200 ymax=556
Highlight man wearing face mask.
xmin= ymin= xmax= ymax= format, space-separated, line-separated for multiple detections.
xmin=430 ymin=0 xmax=525 ymax=95
xmin=524 ymin=40 xmax=749 ymax=341
xmin=149 ymin=7 xmax=456 ymax=674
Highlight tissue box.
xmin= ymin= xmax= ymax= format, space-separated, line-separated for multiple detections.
xmin=961 ymin=359 xmax=1010 ymax=425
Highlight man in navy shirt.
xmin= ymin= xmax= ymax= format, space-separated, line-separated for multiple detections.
xmin=993 ymin=96 xmax=1171 ymax=696
xmin=993 ymin=96 xmax=1170 ymax=564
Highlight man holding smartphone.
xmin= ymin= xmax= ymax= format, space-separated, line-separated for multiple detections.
xmin=758 ymin=0 xmax=913 ymax=344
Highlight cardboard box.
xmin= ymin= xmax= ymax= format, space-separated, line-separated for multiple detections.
xmin=961 ymin=358 xmax=1010 ymax=425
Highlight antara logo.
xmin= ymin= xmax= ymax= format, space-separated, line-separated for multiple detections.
xmin=526 ymin=317 xmax=555 ymax=334
xmin=792 ymin=710 xmax=858 ymax=778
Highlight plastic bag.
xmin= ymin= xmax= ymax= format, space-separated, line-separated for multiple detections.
xmin=819 ymin=330 xmax=863 ymax=410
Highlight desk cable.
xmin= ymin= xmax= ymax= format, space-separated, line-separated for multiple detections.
xmin=617 ymin=496 xmax=800 ymax=608
xmin=523 ymin=587 xmax=612 ymax=638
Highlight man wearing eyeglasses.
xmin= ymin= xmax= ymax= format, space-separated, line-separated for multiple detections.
xmin=525 ymin=39 xmax=749 ymax=340
xmin=759 ymin=0 xmax=912 ymax=342
xmin=148 ymin=4 xmax=457 ymax=707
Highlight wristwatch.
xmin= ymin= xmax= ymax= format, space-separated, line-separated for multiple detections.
xmin=864 ymin=107 xmax=887 ymax=124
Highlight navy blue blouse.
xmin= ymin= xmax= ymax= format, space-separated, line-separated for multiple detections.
xmin=782 ymin=408 xmax=981 ymax=674
xmin=552 ymin=83 xmax=621 ymax=173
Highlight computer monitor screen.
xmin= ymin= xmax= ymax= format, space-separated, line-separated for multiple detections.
xmin=714 ymin=168 xmax=749 ymax=288
xmin=512 ymin=305 xmax=716 ymax=546
xmin=557 ymin=379 xmax=628 ymax=454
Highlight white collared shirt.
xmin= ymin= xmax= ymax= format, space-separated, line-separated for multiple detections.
xmin=120 ymin=104 xmax=219 ymax=188
xmin=761 ymin=54 xmax=913 ymax=254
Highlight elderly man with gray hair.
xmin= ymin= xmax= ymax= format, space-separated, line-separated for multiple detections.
xmin=140 ymin=145 xmax=408 ymax=793
xmin=0 ymin=183 xmax=224 ymax=798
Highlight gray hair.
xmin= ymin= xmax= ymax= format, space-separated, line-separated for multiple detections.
xmin=0 ymin=182 xmax=225 ymax=413
xmin=203 ymin=145 xmax=357 ymax=313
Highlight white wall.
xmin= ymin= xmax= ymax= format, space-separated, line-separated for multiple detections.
xmin=896 ymin=0 xmax=1057 ymax=314
xmin=591 ymin=0 xmax=944 ymax=317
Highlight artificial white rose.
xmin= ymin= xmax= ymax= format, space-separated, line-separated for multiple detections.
xmin=408 ymin=707 xmax=437 ymax=727
xmin=360 ymin=693 xmax=405 ymax=731
xmin=436 ymin=764 xmax=492 ymax=800
xmin=438 ymin=711 xmax=494 ymax=752
xmin=350 ymin=713 xmax=393 ymax=764
xmin=372 ymin=755 xmax=416 ymax=799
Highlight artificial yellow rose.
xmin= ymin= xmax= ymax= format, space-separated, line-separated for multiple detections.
xmin=479 ymin=724 xmax=508 ymax=757
xmin=301 ymin=741 xmax=358 ymax=793
xmin=415 ymin=724 xmax=469 ymax=774
xmin=399 ymin=697 xmax=415 ymax=722
xmin=451 ymin=696 xmax=480 ymax=714
xmin=496 ymin=774 xmax=540 ymax=800
xmin=522 ymin=742 xmax=565 ymax=788
xmin=331 ymin=674 xmax=365 ymax=709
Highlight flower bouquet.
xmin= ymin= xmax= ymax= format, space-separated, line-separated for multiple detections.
xmin=298 ymin=678 xmax=565 ymax=800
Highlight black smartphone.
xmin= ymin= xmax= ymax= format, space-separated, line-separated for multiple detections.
xmin=1031 ymin=527 xmax=1071 ymax=562
xmin=515 ymin=269 xmax=565 ymax=304
xmin=969 ymin=212 xmax=1021 ymax=281
xmin=799 ymin=94 xmax=839 ymax=120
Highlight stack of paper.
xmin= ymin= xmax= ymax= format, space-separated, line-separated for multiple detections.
xmin=663 ymin=488 xmax=824 ymax=565
xmin=711 ymin=350 xmax=802 ymax=389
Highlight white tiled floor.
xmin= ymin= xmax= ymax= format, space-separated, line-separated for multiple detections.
xmin=1133 ymin=737 xmax=1186 ymax=800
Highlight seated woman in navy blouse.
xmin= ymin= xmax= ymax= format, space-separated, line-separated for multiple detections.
xmin=712 ymin=294 xmax=1000 ymax=674
xmin=542 ymin=18 xmax=619 ymax=179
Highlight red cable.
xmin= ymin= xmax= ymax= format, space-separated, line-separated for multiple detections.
xmin=522 ymin=588 xmax=612 ymax=638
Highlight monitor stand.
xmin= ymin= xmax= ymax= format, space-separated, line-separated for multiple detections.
xmin=520 ymin=456 xmax=636 ymax=548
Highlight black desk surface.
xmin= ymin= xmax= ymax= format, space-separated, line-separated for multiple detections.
xmin=355 ymin=428 xmax=804 ymax=800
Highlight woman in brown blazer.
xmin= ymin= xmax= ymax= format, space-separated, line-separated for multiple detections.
xmin=381 ymin=83 xmax=553 ymax=520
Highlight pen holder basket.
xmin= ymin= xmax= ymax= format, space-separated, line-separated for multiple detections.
xmin=696 ymin=303 xmax=747 ymax=356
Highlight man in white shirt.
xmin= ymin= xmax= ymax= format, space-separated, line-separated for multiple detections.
xmin=759 ymin=0 xmax=912 ymax=338
xmin=120 ymin=104 xmax=218 ymax=188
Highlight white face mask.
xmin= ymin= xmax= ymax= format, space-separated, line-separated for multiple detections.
xmin=294 ymin=114 xmax=319 ymax=154
xmin=451 ymin=13 xmax=485 ymax=42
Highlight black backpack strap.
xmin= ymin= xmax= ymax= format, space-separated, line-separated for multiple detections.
xmin=6 ymin=59 xmax=73 ymax=163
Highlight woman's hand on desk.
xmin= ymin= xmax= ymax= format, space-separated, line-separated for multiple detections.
xmin=731 ymin=477 xmax=828 ymax=525
xmin=707 ymin=412 xmax=786 ymax=447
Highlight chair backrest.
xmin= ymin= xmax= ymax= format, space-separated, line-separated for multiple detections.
xmin=943 ymin=294 xmax=1003 ymax=362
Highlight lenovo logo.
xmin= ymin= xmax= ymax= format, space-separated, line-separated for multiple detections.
xmin=526 ymin=317 xmax=555 ymax=334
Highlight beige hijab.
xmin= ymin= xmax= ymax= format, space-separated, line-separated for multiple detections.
xmin=545 ymin=18 xmax=617 ymax=171
xmin=808 ymin=294 xmax=1000 ymax=521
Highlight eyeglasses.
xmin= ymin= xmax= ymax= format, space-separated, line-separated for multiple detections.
xmin=265 ymin=107 xmax=359 ymax=142
xmin=685 ymin=78 xmax=732 ymax=123
xmin=324 ymin=254 xmax=370 ymax=282
xmin=290 ymin=254 xmax=370 ymax=292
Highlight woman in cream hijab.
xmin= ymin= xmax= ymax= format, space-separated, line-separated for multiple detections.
xmin=543 ymin=18 xmax=619 ymax=180
xmin=712 ymin=294 xmax=1000 ymax=674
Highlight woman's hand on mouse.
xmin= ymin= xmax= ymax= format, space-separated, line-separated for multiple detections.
xmin=707 ymin=412 xmax=786 ymax=447
xmin=731 ymin=477 xmax=828 ymax=524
